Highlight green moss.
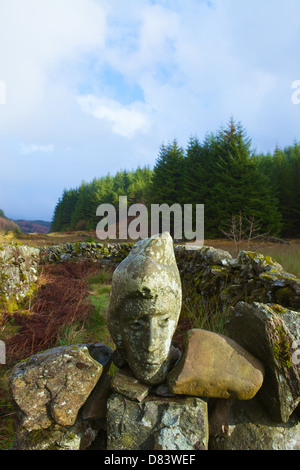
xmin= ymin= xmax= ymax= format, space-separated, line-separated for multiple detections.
xmin=275 ymin=287 xmax=294 ymax=306
xmin=241 ymin=251 xmax=280 ymax=268
xmin=73 ymin=242 xmax=83 ymax=255
xmin=120 ymin=433 xmax=137 ymax=449
xmin=29 ymin=428 xmax=52 ymax=444
xmin=272 ymin=325 xmax=292 ymax=368
xmin=270 ymin=304 xmax=289 ymax=315
xmin=27 ymin=426 xmax=75 ymax=450
xmin=265 ymin=255 xmax=276 ymax=265
xmin=3 ymin=298 xmax=19 ymax=313
xmin=210 ymin=265 xmax=226 ymax=273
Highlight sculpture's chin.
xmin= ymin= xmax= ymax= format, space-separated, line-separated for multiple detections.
xmin=129 ymin=357 xmax=171 ymax=386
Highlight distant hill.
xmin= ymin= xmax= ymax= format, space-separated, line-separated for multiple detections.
xmin=15 ymin=220 xmax=51 ymax=234
xmin=0 ymin=209 xmax=51 ymax=234
xmin=0 ymin=209 xmax=21 ymax=232
xmin=0 ymin=216 xmax=21 ymax=232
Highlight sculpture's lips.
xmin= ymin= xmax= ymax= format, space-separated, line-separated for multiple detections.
xmin=144 ymin=361 xmax=160 ymax=367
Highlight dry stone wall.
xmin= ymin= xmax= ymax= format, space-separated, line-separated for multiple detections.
xmin=175 ymin=245 xmax=300 ymax=312
xmin=34 ymin=241 xmax=300 ymax=312
xmin=2 ymin=238 xmax=300 ymax=450
xmin=2 ymin=240 xmax=299 ymax=314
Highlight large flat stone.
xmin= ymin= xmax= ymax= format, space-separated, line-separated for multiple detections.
xmin=111 ymin=368 xmax=151 ymax=402
xmin=167 ymin=329 xmax=265 ymax=400
xmin=107 ymin=393 xmax=208 ymax=450
xmin=9 ymin=344 xmax=103 ymax=431
xmin=209 ymin=398 xmax=300 ymax=450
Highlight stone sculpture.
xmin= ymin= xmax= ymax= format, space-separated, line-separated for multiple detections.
xmin=106 ymin=232 xmax=182 ymax=385
xmin=7 ymin=239 xmax=300 ymax=450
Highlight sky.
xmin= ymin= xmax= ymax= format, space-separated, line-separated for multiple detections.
xmin=0 ymin=0 xmax=300 ymax=222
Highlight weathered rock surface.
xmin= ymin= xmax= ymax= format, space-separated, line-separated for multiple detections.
xmin=11 ymin=414 xmax=100 ymax=450
xmin=85 ymin=342 xmax=113 ymax=374
xmin=227 ymin=302 xmax=300 ymax=423
xmin=175 ymin=247 xmax=300 ymax=312
xmin=6 ymin=239 xmax=300 ymax=451
xmin=9 ymin=344 xmax=106 ymax=431
xmin=39 ymin=242 xmax=132 ymax=265
xmin=167 ymin=329 xmax=265 ymax=400
xmin=209 ymin=398 xmax=300 ymax=450
xmin=0 ymin=243 xmax=39 ymax=309
xmin=107 ymin=233 xmax=182 ymax=385
xmin=111 ymin=368 xmax=151 ymax=402
xmin=82 ymin=374 xmax=112 ymax=420
xmin=107 ymin=393 xmax=208 ymax=450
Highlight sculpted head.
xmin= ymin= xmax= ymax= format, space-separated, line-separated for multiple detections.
xmin=106 ymin=233 xmax=182 ymax=385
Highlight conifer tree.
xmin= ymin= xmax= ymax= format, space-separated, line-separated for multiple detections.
xmin=211 ymin=118 xmax=281 ymax=237
xmin=150 ymin=140 xmax=185 ymax=205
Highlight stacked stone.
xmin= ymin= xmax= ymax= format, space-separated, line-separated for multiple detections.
xmin=9 ymin=234 xmax=300 ymax=450
xmin=38 ymin=242 xmax=132 ymax=265
xmin=9 ymin=343 xmax=113 ymax=450
xmin=105 ymin=233 xmax=210 ymax=450
xmin=174 ymin=245 xmax=300 ymax=311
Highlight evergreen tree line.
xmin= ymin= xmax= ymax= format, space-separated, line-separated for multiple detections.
xmin=51 ymin=119 xmax=300 ymax=239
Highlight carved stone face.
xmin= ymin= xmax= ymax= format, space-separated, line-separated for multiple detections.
xmin=118 ymin=292 xmax=178 ymax=383
xmin=107 ymin=233 xmax=182 ymax=385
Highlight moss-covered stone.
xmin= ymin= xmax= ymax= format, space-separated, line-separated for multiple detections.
xmin=107 ymin=392 xmax=208 ymax=450
xmin=0 ymin=243 xmax=39 ymax=312
xmin=227 ymin=302 xmax=300 ymax=423
xmin=209 ymin=398 xmax=300 ymax=450
xmin=272 ymin=325 xmax=293 ymax=368
xmin=12 ymin=418 xmax=100 ymax=450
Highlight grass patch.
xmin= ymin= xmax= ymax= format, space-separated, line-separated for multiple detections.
xmin=84 ymin=280 xmax=114 ymax=349
xmin=87 ymin=269 xmax=112 ymax=286
xmin=55 ymin=281 xmax=114 ymax=349
xmin=257 ymin=244 xmax=300 ymax=278
xmin=173 ymin=291 xmax=231 ymax=349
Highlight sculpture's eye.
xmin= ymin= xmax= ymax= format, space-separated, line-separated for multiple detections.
xmin=158 ymin=317 xmax=170 ymax=328
xmin=130 ymin=319 xmax=144 ymax=330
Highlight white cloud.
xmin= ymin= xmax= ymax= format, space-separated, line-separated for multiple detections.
xmin=76 ymin=94 xmax=150 ymax=138
xmin=20 ymin=144 xmax=54 ymax=154
xmin=0 ymin=0 xmax=107 ymax=125
xmin=1 ymin=0 xmax=300 ymax=220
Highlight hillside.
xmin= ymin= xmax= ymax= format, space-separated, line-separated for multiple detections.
xmin=0 ymin=209 xmax=51 ymax=234
xmin=0 ymin=216 xmax=20 ymax=233
xmin=15 ymin=220 xmax=51 ymax=234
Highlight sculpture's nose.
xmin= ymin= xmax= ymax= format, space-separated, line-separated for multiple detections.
xmin=144 ymin=318 xmax=159 ymax=354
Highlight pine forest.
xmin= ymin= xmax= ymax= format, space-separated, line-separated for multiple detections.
xmin=51 ymin=119 xmax=300 ymax=239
